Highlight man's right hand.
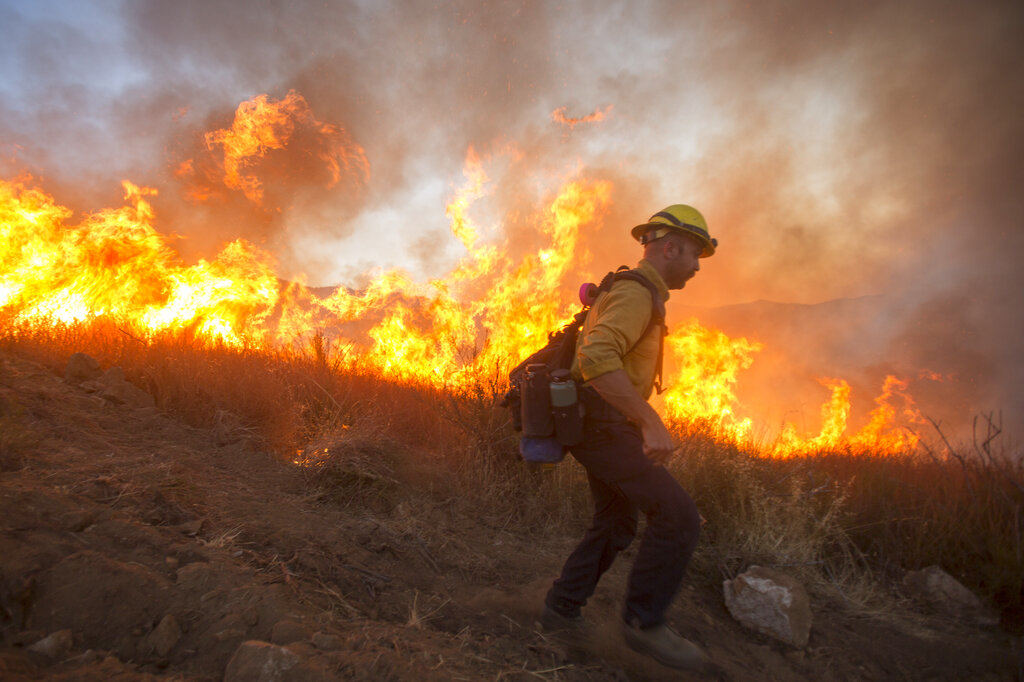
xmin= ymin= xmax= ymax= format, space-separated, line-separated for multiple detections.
xmin=641 ymin=419 xmax=677 ymax=465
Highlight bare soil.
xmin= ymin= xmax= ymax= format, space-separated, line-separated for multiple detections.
xmin=0 ymin=350 xmax=1019 ymax=680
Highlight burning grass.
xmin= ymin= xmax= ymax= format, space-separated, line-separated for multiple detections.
xmin=2 ymin=321 xmax=1021 ymax=633
xmin=1 ymin=173 xmax=935 ymax=459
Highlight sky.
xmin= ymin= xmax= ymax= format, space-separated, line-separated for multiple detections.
xmin=2 ymin=0 xmax=1023 ymax=434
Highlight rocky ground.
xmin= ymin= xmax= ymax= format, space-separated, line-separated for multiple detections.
xmin=0 ymin=349 xmax=1020 ymax=680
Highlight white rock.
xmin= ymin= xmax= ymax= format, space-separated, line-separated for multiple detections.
xmin=724 ymin=565 xmax=812 ymax=647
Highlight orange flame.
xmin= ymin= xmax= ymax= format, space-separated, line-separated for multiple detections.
xmin=660 ymin=319 xmax=761 ymax=443
xmin=202 ymin=90 xmax=369 ymax=204
xmin=848 ymin=375 xmax=925 ymax=451
xmin=445 ymin=146 xmax=489 ymax=250
xmin=767 ymin=375 xmax=924 ymax=457
xmin=315 ymin=152 xmax=609 ymax=385
xmin=551 ymin=105 xmax=613 ymax=130
xmin=0 ymin=176 xmax=279 ymax=346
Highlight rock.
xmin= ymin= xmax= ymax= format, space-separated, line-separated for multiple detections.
xmin=29 ymin=629 xmax=73 ymax=657
xmin=101 ymin=365 xmax=126 ymax=383
xmin=200 ymin=588 xmax=226 ymax=605
xmin=175 ymin=519 xmax=204 ymax=537
xmin=310 ymin=631 xmax=342 ymax=651
xmin=79 ymin=379 xmax=105 ymax=394
xmin=59 ymin=509 xmax=95 ymax=532
xmin=65 ymin=353 xmax=102 ymax=384
xmin=214 ymin=613 xmax=246 ymax=631
xmin=176 ymin=562 xmax=215 ymax=589
xmin=214 ymin=628 xmax=248 ymax=643
xmin=145 ymin=614 xmax=182 ymax=657
xmin=95 ymin=367 xmax=155 ymax=409
xmin=270 ymin=619 xmax=310 ymax=645
xmin=283 ymin=641 xmax=317 ymax=657
xmin=902 ymin=565 xmax=999 ymax=625
xmin=224 ymin=640 xmax=299 ymax=682
xmin=724 ymin=566 xmax=812 ymax=648
xmin=242 ymin=606 xmax=260 ymax=626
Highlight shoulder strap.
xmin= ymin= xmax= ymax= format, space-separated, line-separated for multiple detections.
xmin=601 ymin=267 xmax=668 ymax=394
xmin=611 ymin=270 xmax=666 ymax=326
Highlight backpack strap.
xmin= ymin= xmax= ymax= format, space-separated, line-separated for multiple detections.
xmin=611 ymin=270 xmax=666 ymax=326
xmin=598 ymin=267 xmax=668 ymax=394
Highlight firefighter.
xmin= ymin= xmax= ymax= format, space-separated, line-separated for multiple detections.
xmin=541 ymin=204 xmax=716 ymax=671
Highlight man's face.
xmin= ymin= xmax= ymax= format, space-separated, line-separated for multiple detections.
xmin=664 ymin=233 xmax=703 ymax=289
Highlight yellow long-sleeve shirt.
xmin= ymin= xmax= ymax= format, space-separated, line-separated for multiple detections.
xmin=570 ymin=259 xmax=669 ymax=400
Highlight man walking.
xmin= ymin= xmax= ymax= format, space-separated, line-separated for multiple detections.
xmin=542 ymin=204 xmax=716 ymax=671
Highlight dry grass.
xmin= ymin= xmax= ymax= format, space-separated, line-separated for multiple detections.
xmin=796 ymin=441 xmax=1024 ymax=621
xmin=2 ymin=319 xmax=1022 ymax=632
xmin=668 ymin=420 xmax=1024 ymax=627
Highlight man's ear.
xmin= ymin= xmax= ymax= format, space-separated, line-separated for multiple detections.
xmin=663 ymin=237 xmax=679 ymax=258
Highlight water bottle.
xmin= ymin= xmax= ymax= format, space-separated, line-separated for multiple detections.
xmin=549 ymin=369 xmax=577 ymax=407
xmin=550 ymin=369 xmax=584 ymax=446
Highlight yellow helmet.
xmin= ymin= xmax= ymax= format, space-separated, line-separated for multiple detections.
xmin=631 ymin=204 xmax=717 ymax=257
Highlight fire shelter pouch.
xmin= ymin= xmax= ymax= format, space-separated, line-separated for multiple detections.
xmin=552 ymin=402 xmax=584 ymax=446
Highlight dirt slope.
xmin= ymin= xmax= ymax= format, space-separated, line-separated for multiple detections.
xmin=0 ymin=350 xmax=1018 ymax=680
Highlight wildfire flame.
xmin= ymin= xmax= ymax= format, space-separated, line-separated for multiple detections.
xmin=197 ymin=90 xmax=369 ymax=204
xmin=551 ymin=105 xmax=614 ymax=130
xmin=661 ymin=320 xmax=761 ymax=443
xmin=769 ymin=375 xmax=925 ymax=456
xmin=0 ymin=92 xmax=928 ymax=457
xmin=1 ymin=177 xmax=277 ymax=345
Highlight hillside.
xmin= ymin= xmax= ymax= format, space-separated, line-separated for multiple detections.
xmin=0 ymin=348 xmax=1019 ymax=681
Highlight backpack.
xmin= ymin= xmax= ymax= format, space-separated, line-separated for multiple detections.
xmin=501 ymin=266 xmax=666 ymax=459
